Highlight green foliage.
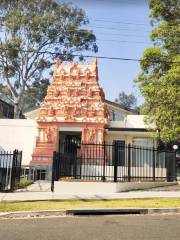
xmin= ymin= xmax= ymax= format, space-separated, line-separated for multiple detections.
xmin=149 ymin=0 xmax=180 ymax=23
xmin=115 ymin=91 xmax=137 ymax=109
xmin=136 ymin=0 xmax=180 ymax=142
xmin=0 ymin=0 xmax=97 ymax=118
xmin=19 ymin=179 xmax=33 ymax=189
xmin=21 ymin=78 xmax=50 ymax=112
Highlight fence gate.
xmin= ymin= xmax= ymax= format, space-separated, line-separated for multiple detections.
xmin=53 ymin=141 xmax=80 ymax=180
xmin=0 ymin=150 xmax=22 ymax=192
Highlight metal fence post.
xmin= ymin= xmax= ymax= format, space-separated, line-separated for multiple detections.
xmin=10 ymin=149 xmax=17 ymax=191
xmin=102 ymin=142 xmax=106 ymax=182
xmin=153 ymin=147 xmax=156 ymax=181
xmin=166 ymin=150 xmax=177 ymax=182
xmin=174 ymin=151 xmax=177 ymax=182
xmin=51 ymin=151 xmax=56 ymax=192
xmin=166 ymin=152 xmax=170 ymax=182
xmin=128 ymin=144 xmax=131 ymax=182
xmin=114 ymin=142 xmax=118 ymax=182
xmin=16 ymin=151 xmax=22 ymax=189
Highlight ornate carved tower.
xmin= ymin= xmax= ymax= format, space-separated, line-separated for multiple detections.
xmin=31 ymin=58 xmax=108 ymax=167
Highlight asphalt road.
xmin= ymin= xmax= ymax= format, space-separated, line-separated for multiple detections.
xmin=0 ymin=215 xmax=180 ymax=240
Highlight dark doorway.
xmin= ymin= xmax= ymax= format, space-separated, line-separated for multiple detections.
xmin=113 ymin=140 xmax=126 ymax=166
xmin=59 ymin=131 xmax=81 ymax=153
xmin=58 ymin=132 xmax=81 ymax=179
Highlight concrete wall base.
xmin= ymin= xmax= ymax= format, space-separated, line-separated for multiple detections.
xmin=116 ymin=182 xmax=177 ymax=192
xmin=54 ymin=181 xmax=177 ymax=194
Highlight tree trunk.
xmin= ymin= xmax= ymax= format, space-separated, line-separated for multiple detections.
xmin=14 ymin=100 xmax=21 ymax=119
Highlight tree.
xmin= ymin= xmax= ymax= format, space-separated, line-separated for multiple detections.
xmin=0 ymin=0 xmax=98 ymax=118
xmin=136 ymin=0 xmax=180 ymax=143
xmin=115 ymin=91 xmax=137 ymax=109
xmin=21 ymin=78 xmax=50 ymax=113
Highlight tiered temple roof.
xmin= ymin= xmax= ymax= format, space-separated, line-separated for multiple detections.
xmin=38 ymin=58 xmax=108 ymax=124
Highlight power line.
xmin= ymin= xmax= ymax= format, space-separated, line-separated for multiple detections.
xmin=96 ymin=38 xmax=148 ymax=44
xmin=98 ymin=32 xmax=149 ymax=38
xmin=89 ymin=25 xmax=151 ymax=33
xmin=0 ymin=46 xmax=180 ymax=64
xmin=62 ymin=0 xmax=145 ymax=5
xmin=79 ymin=0 xmax=146 ymax=5
xmin=92 ymin=19 xmax=148 ymax=26
xmin=89 ymin=25 xmax=180 ymax=37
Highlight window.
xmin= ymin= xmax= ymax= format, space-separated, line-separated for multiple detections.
xmin=36 ymin=169 xmax=46 ymax=180
xmin=133 ymin=138 xmax=153 ymax=148
xmin=132 ymin=138 xmax=154 ymax=167
xmin=114 ymin=112 xmax=125 ymax=121
xmin=108 ymin=110 xmax=125 ymax=121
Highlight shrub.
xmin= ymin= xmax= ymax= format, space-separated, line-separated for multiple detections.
xmin=19 ymin=179 xmax=33 ymax=189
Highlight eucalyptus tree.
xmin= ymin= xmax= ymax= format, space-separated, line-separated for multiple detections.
xmin=0 ymin=0 xmax=97 ymax=118
xmin=136 ymin=0 xmax=180 ymax=142
xmin=115 ymin=91 xmax=137 ymax=109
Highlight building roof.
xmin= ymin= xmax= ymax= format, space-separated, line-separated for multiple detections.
xmin=105 ymin=99 xmax=139 ymax=114
xmin=0 ymin=96 xmax=14 ymax=108
xmin=106 ymin=127 xmax=148 ymax=132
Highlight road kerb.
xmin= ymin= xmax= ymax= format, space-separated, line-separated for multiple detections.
xmin=0 ymin=210 xmax=66 ymax=219
xmin=1 ymin=208 xmax=180 ymax=219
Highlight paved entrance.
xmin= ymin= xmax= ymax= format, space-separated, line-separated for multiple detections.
xmin=17 ymin=180 xmax=51 ymax=192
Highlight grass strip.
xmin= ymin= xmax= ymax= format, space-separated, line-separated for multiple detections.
xmin=0 ymin=198 xmax=180 ymax=212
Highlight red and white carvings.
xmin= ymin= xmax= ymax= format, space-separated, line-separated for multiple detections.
xmin=32 ymin=58 xmax=108 ymax=165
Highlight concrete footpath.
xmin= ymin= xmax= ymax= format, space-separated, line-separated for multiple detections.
xmin=1 ymin=191 xmax=180 ymax=201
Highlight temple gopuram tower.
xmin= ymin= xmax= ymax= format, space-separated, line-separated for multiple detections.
xmin=31 ymin=58 xmax=108 ymax=172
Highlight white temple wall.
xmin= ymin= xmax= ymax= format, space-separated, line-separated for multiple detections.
xmin=105 ymin=131 xmax=154 ymax=146
xmin=108 ymin=115 xmax=154 ymax=129
xmin=0 ymin=119 xmax=38 ymax=165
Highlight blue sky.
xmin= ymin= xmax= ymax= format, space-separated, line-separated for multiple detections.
xmin=59 ymin=0 xmax=153 ymax=104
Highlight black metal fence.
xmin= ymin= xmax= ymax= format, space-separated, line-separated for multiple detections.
xmin=52 ymin=142 xmax=176 ymax=186
xmin=0 ymin=150 xmax=22 ymax=192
